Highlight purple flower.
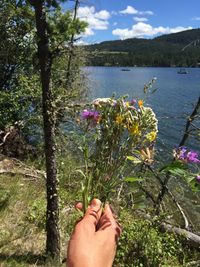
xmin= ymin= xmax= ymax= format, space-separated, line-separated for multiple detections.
xmin=81 ymin=109 xmax=100 ymax=125
xmin=130 ymin=99 xmax=137 ymax=105
xmin=186 ymin=151 xmax=200 ymax=163
xmin=196 ymin=175 xmax=200 ymax=183
xmin=174 ymin=147 xmax=200 ymax=164
xmin=112 ymin=100 xmax=117 ymax=107
xmin=81 ymin=110 xmax=91 ymax=120
xmin=179 ymin=147 xmax=187 ymax=160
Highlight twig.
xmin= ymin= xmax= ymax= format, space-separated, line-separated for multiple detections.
xmin=179 ymin=96 xmax=200 ymax=147
xmin=0 ymin=131 xmax=11 ymax=146
xmin=147 ymin=165 xmax=190 ymax=229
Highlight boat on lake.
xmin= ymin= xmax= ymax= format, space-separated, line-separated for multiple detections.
xmin=121 ymin=68 xmax=131 ymax=71
xmin=177 ymin=68 xmax=188 ymax=74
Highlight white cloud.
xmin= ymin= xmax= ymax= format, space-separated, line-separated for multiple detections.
xmin=120 ymin=5 xmax=138 ymax=14
xmin=112 ymin=22 xmax=192 ymax=39
xmin=77 ymin=6 xmax=111 ymax=36
xmin=95 ymin=10 xmax=111 ymax=20
xmin=76 ymin=40 xmax=89 ymax=46
xmin=192 ymin=17 xmax=200 ymax=21
xmin=139 ymin=10 xmax=154 ymax=16
xmin=119 ymin=5 xmax=154 ymax=16
xmin=134 ymin=17 xmax=148 ymax=22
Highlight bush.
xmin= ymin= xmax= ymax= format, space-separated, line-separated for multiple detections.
xmin=115 ymin=211 xmax=184 ymax=267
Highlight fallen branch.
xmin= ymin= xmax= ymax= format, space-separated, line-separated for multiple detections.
xmin=137 ymin=211 xmax=200 ymax=250
xmin=0 ymin=157 xmax=46 ymax=180
xmin=160 ymin=222 xmax=200 ymax=250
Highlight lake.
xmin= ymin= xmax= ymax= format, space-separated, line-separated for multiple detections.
xmin=85 ymin=67 xmax=200 ymax=156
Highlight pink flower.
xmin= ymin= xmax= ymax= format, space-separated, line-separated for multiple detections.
xmin=196 ymin=175 xmax=200 ymax=183
xmin=81 ymin=109 xmax=100 ymax=125
xmin=174 ymin=147 xmax=200 ymax=164
xmin=130 ymin=99 xmax=136 ymax=105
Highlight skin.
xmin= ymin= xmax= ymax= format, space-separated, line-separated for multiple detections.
xmin=67 ymin=199 xmax=121 ymax=267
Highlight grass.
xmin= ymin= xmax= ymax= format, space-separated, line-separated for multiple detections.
xmin=0 ymin=173 xmax=46 ymax=266
xmin=0 ymin=155 xmax=200 ymax=267
xmin=0 ymin=154 xmax=80 ymax=267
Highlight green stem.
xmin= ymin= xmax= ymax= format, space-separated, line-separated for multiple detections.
xmin=82 ymin=174 xmax=92 ymax=213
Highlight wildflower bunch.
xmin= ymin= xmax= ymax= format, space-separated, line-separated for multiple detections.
xmin=78 ymin=96 xmax=158 ymax=212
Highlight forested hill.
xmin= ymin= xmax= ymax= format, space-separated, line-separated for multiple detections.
xmin=85 ymin=28 xmax=200 ymax=67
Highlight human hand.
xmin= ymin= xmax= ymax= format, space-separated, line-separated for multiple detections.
xmin=67 ymin=199 xmax=121 ymax=267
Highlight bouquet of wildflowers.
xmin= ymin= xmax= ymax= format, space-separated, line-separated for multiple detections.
xmin=78 ymin=96 xmax=158 ymax=212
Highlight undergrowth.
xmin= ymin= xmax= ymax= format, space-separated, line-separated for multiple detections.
xmin=0 ymin=155 xmax=199 ymax=266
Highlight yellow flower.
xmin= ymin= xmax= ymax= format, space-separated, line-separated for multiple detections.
xmin=138 ymin=99 xmax=143 ymax=108
xmin=128 ymin=122 xmax=140 ymax=136
xmin=125 ymin=102 xmax=130 ymax=108
xmin=146 ymin=131 xmax=157 ymax=142
xmin=115 ymin=114 xmax=123 ymax=124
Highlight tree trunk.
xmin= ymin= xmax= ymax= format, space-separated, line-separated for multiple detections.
xmin=30 ymin=0 xmax=60 ymax=260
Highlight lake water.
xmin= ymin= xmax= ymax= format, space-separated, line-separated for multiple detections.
xmin=85 ymin=67 xmax=200 ymax=156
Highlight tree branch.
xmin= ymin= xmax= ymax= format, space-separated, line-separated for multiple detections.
xmin=179 ymin=96 xmax=200 ymax=147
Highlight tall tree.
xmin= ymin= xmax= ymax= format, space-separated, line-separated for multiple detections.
xmin=1 ymin=0 xmax=86 ymax=259
xmin=29 ymin=0 xmax=60 ymax=259
xmin=28 ymin=0 xmax=86 ymax=260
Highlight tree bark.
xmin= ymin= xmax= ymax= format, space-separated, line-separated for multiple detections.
xmin=30 ymin=0 xmax=60 ymax=260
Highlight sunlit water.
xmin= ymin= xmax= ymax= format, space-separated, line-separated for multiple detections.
xmin=85 ymin=67 xmax=200 ymax=157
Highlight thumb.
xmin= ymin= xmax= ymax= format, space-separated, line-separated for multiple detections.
xmin=82 ymin=199 xmax=102 ymax=232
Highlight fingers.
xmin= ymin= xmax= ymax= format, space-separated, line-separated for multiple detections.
xmin=98 ymin=204 xmax=122 ymax=241
xmin=75 ymin=202 xmax=83 ymax=210
xmin=81 ymin=199 xmax=103 ymax=232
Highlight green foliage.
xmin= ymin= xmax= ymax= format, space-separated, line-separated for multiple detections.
xmin=47 ymin=8 xmax=87 ymax=50
xmin=26 ymin=199 xmax=46 ymax=229
xmin=0 ymin=0 xmax=87 ymax=161
xmin=0 ymin=1 xmax=39 ymax=133
xmin=0 ymin=187 xmax=10 ymax=211
xmin=115 ymin=211 xmax=184 ymax=267
xmin=161 ymin=160 xmax=200 ymax=192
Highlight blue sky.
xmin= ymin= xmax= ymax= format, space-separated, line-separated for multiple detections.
xmin=66 ymin=0 xmax=200 ymax=44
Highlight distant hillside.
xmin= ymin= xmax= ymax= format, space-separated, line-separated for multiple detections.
xmin=85 ymin=28 xmax=200 ymax=67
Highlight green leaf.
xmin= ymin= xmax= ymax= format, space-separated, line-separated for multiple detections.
xmin=125 ymin=177 xmax=143 ymax=182
xmin=167 ymin=168 xmax=187 ymax=177
xmin=127 ymin=156 xmax=141 ymax=164
xmin=160 ymin=160 xmax=186 ymax=173
xmin=75 ymin=169 xmax=86 ymax=179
